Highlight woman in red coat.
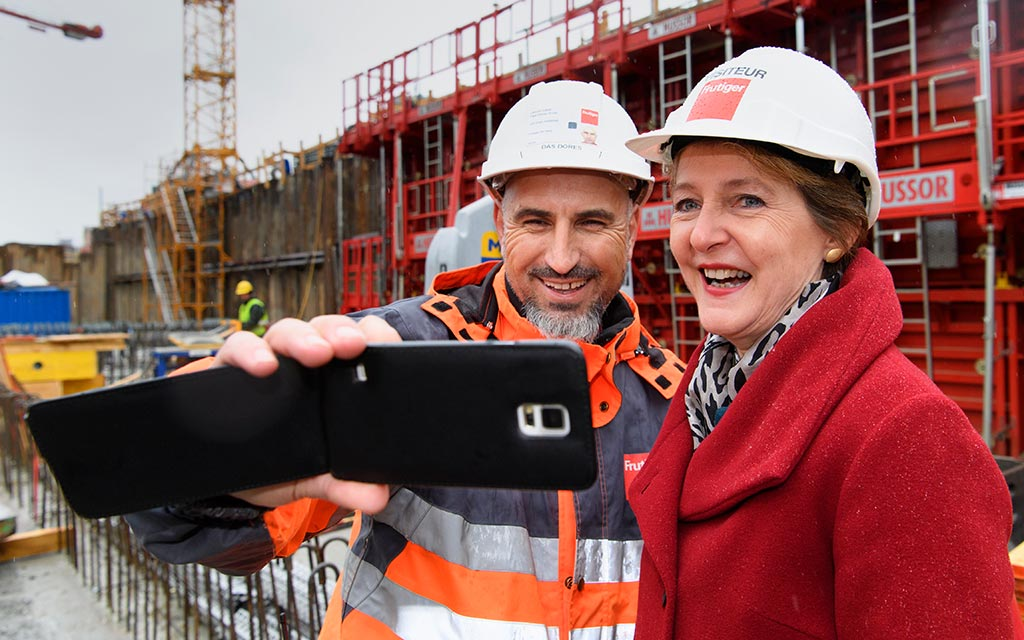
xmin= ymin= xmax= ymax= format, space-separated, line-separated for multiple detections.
xmin=624 ymin=47 xmax=1024 ymax=639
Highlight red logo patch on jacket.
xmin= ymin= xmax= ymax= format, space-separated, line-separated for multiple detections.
xmin=623 ymin=453 xmax=648 ymax=493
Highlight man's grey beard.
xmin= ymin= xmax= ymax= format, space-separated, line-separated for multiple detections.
xmin=523 ymin=298 xmax=605 ymax=343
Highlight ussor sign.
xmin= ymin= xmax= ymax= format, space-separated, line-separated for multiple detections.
xmin=880 ymin=168 xmax=955 ymax=207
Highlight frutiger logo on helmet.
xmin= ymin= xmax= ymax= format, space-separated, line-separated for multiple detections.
xmin=687 ymin=78 xmax=750 ymax=122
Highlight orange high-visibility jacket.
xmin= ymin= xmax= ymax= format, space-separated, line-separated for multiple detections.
xmin=127 ymin=261 xmax=683 ymax=639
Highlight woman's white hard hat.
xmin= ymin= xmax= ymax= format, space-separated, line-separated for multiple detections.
xmin=626 ymin=47 xmax=881 ymax=226
xmin=480 ymin=80 xmax=654 ymax=205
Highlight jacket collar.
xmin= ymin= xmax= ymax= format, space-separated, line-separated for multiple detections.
xmin=426 ymin=261 xmax=663 ymax=427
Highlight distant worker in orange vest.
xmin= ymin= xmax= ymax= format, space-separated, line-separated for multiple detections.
xmin=235 ymin=280 xmax=269 ymax=337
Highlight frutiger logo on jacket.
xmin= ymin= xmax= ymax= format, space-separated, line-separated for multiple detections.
xmin=624 ymin=453 xmax=648 ymax=493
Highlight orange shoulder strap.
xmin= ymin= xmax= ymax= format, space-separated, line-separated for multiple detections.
xmin=624 ymin=330 xmax=686 ymax=399
xmin=420 ymin=294 xmax=494 ymax=342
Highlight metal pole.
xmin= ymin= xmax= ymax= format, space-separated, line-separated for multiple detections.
xmin=975 ymin=0 xmax=994 ymax=211
xmin=795 ymin=5 xmax=805 ymax=53
xmin=975 ymin=0 xmax=996 ymax=446
xmin=378 ymin=144 xmax=388 ymax=303
xmin=335 ymin=153 xmax=346 ymax=312
xmin=983 ymin=223 xmax=996 ymax=447
xmin=485 ymin=104 xmax=493 ymax=156
xmin=393 ymin=133 xmax=405 ymax=299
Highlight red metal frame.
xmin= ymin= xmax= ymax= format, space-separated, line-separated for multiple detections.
xmin=340 ymin=235 xmax=384 ymax=314
xmin=332 ymin=0 xmax=1024 ymax=453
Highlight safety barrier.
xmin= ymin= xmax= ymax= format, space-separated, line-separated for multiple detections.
xmin=0 ymin=330 xmax=351 ymax=639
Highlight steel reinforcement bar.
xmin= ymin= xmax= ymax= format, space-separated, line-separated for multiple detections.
xmin=1 ymin=363 xmax=351 ymax=639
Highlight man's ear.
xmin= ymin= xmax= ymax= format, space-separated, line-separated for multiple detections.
xmin=493 ymin=203 xmax=505 ymax=247
xmin=625 ymin=202 xmax=641 ymax=257
xmin=483 ymin=183 xmax=505 ymax=246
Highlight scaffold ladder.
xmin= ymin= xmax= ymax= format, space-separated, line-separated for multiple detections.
xmin=873 ymin=216 xmax=934 ymax=378
xmin=160 ymin=184 xmax=198 ymax=244
xmin=665 ymin=239 xmax=704 ymax=358
xmin=141 ymin=214 xmax=183 ymax=322
xmin=424 ymin=115 xmax=445 ymax=211
xmin=866 ymin=0 xmax=920 ymax=170
xmin=658 ymin=35 xmax=692 ymax=127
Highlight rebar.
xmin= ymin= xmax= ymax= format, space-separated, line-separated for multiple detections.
xmin=1 ymin=344 xmax=351 ymax=640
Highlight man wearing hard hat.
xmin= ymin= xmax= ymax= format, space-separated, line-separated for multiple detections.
xmin=127 ymin=81 xmax=682 ymax=639
xmin=234 ymin=280 xmax=269 ymax=337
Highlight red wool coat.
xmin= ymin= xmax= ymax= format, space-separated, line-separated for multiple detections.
xmin=628 ymin=249 xmax=1024 ymax=639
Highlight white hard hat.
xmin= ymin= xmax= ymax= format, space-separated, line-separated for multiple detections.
xmin=627 ymin=47 xmax=881 ymax=225
xmin=480 ymin=80 xmax=654 ymax=204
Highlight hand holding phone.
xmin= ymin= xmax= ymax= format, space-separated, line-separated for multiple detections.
xmin=26 ymin=340 xmax=595 ymax=518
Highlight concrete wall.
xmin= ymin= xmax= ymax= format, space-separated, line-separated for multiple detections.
xmin=5 ymin=153 xmax=388 ymax=326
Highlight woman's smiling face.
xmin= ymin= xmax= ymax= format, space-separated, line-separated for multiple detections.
xmin=669 ymin=141 xmax=839 ymax=355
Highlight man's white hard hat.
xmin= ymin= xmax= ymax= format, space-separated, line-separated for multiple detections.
xmin=480 ymin=80 xmax=654 ymax=205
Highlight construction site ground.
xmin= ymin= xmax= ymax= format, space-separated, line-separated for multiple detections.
xmin=0 ymin=490 xmax=130 ymax=640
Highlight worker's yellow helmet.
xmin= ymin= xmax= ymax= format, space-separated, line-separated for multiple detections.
xmin=235 ymin=280 xmax=254 ymax=296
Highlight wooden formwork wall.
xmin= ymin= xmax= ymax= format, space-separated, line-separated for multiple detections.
xmin=98 ymin=222 xmax=147 ymax=324
xmin=0 ymin=243 xmax=80 ymax=323
xmin=0 ymin=244 xmax=70 ymax=284
xmin=225 ymin=158 xmax=342 ymax=323
xmin=76 ymin=229 xmax=111 ymax=324
xmin=15 ymin=155 xmax=381 ymax=327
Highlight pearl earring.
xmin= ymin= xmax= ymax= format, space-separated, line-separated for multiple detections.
xmin=824 ymin=248 xmax=843 ymax=263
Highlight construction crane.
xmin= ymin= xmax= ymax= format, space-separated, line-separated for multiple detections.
xmin=0 ymin=6 xmax=102 ymax=40
xmin=140 ymin=0 xmax=236 ymax=325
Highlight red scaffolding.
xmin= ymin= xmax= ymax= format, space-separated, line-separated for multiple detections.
xmin=335 ymin=0 xmax=1024 ymax=454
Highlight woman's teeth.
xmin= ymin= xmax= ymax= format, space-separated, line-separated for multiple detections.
xmin=703 ymin=268 xmax=751 ymax=288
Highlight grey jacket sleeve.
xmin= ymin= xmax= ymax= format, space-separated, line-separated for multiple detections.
xmin=348 ymin=296 xmax=450 ymax=341
xmin=124 ymin=504 xmax=275 ymax=576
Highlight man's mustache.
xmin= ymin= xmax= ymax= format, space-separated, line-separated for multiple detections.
xmin=528 ymin=265 xmax=600 ymax=280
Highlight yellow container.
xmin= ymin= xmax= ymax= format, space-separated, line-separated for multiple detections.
xmin=5 ymin=350 xmax=98 ymax=382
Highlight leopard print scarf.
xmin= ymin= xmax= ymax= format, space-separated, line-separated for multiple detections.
xmin=686 ymin=271 xmax=842 ymax=448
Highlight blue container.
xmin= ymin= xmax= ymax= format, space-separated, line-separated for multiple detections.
xmin=0 ymin=287 xmax=72 ymax=329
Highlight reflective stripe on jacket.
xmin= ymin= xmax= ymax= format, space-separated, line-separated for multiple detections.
xmin=273 ymin=261 xmax=684 ymax=639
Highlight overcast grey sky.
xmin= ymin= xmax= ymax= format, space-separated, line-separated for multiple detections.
xmin=0 ymin=1 xmax=503 ymax=246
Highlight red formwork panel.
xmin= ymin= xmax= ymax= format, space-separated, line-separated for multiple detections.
xmin=340 ymin=235 xmax=384 ymax=314
xmin=886 ymin=257 xmax=1024 ymax=455
xmin=630 ymin=238 xmax=675 ymax=348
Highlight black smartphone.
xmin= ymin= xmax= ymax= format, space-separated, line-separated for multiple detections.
xmin=25 ymin=340 xmax=595 ymax=519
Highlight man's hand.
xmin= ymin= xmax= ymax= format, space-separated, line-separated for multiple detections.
xmin=232 ymin=473 xmax=391 ymax=514
xmin=214 ymin=314 xmax=401 ymax=514
xmin=215 ymin=314 xmax=401 ymax=375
